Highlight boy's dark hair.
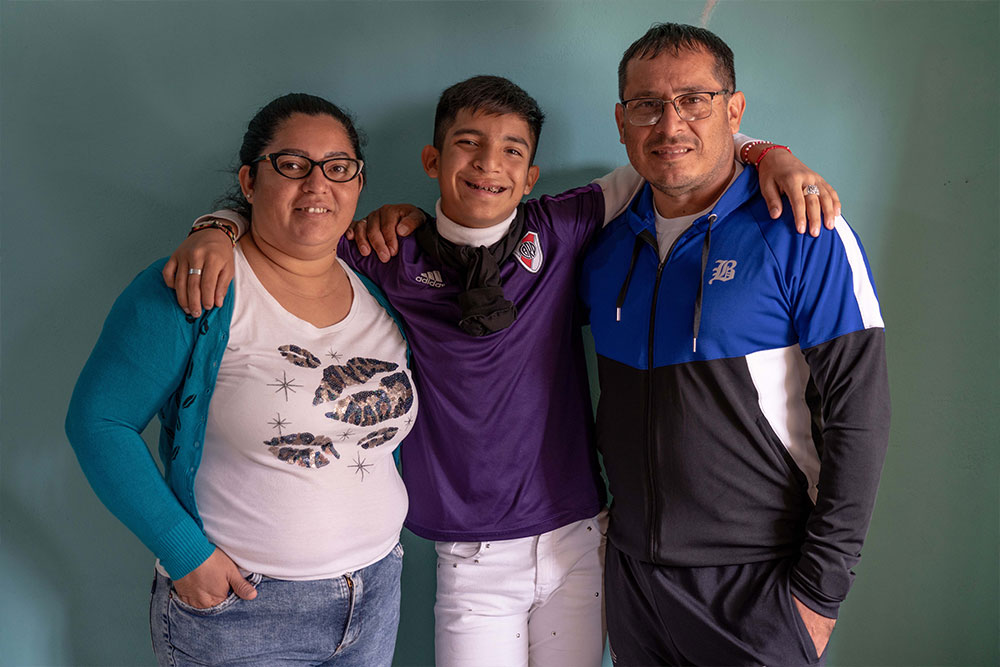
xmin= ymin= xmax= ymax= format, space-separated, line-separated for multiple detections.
xmin=618 ymin=23 xmax=735 ymax=100
xmin=217 ymin=92 xmax=366 ymax=220
xmin=433 ymin=75 xmax=545 ymax=163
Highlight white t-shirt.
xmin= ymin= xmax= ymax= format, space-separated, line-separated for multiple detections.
xmin=193 ymin=245 xmax=416 ymax=580
xmin=655 ymin=162 xmax=744 ymax=262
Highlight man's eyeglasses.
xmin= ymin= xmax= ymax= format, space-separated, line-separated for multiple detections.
xmin=253 ymin=152 xmax=364 ymax=183
xmin=621 ymin=90 xmax=731 ymax=126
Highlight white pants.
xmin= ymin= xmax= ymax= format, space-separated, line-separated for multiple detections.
xmin=433 ymin=510 xmax=608 ymax=667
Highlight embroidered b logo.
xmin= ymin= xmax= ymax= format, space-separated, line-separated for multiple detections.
xmin=708 ymin=259 xmax=737 ymax=284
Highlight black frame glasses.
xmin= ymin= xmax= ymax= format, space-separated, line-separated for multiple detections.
xmin=621 ymin=90 xmax=731 ymax=126
xmin=253 ymin=152 xmax=364 ymax=183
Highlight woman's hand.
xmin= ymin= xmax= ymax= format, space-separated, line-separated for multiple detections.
xmin=345 ymin=204 xmax=428 ymax=262
xmin=754 ymin=148 xmax=841 ymax=237
xmin=162 ymin=227 xmax=236 ymax=317
xmin=172 ymin=548 xmax=257 ymax=609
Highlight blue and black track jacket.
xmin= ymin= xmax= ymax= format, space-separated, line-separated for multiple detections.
xmin=580 ymin=168 xmax=890 ymax=618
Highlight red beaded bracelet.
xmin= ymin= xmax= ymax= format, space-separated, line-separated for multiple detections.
xmin=739 ymin=139 xmax=769 ymax=165
xmin=754 ymin=144 xmax=791 ymax=168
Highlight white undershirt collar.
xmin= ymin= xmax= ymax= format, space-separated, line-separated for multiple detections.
xmin=434 ymin=199 xmax=516 ymax=248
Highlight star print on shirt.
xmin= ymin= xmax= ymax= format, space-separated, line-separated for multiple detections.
xmin=349 ymin=452 xmax=373 ymax=481
xmin=267 ymin=371 xmax=302 ymax=401
xmin=338 ymin=428 xmax=356 ymax=442
xmin=326 ymin=349 xmax=343 ymax=362
xmin=268 ymin=413 xmax=290 ymax=435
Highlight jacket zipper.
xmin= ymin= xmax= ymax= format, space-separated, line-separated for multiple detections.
xmin=644 ymin=228 xmax=687 ymax=561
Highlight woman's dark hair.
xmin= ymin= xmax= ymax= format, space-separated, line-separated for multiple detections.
xmin=215 ymin=93 xmax=366 ymax=220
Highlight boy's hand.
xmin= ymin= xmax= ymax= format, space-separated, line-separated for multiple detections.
xmin=345 ymin=204 xmax=427 ymax=262
xmin=756 ymin=149 xmax=841 ymax=237
xmin=162 ymin=227 xmax=235 ymax=317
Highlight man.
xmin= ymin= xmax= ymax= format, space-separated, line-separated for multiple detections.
xmin=580 ymin=23 xmax=889 ymax=665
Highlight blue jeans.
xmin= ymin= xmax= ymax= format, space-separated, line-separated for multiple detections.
xmin=150 ymin=543 xmax=403 ymax=666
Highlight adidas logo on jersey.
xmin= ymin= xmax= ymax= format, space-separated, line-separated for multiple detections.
xmin=415 ymin=270 xmax=445 ymax=288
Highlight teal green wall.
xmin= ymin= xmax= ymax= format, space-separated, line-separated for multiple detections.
xmin=2 ymin=1 xmax=997 ymax=665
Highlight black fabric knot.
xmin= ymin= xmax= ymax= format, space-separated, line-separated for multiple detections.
xmin=457 ymin=285 xmax=517 ymax=336
xmin=416 ymin=207 xmax=527 ymax=337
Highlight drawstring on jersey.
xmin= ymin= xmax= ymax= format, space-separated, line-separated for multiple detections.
xmin=692 ymin=214 xmax=716 ymax=352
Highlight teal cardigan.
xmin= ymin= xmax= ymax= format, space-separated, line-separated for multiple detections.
xmin=66 ymin=258 xmax=405 ymax=579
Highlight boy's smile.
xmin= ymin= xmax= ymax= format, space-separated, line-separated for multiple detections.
xmin=422 ymin=109 xmax=540 ymax=229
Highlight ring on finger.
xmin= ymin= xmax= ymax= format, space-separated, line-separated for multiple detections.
xmin=188 ymin=268 xmax=203 ymax=276
xmin=802 ymin=184 xmax=821 ymax=196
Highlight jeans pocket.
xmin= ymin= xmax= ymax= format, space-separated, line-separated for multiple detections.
xmin=593 ymin=508 xmax=610 ymax=537
xmin=437 ymin=540 xmax=484 ymax=560
xmin=169 ymin=572 xmax=262 ymax=617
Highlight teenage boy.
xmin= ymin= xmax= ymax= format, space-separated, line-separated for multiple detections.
xmin=166 ymin=76 xmax=837 ymax=666
xmin=581 ymin=24 xmax=889 ymax=665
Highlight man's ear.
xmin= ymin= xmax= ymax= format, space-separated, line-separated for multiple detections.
xmin=614 ymin=103 xmax=627 ymax=145
xmin=421 ymin=145 xmax=441 ymax=178
xmin=238 ymin=165 xmax=254 ymax=202
xmin=523 ymin=164 xmax=541 ymax=197
xmin=727 ymin=91 xmax=746 ymax=134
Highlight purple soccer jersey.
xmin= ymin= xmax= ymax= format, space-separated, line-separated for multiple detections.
xmin=339 ymin=185 xmax=607 ymax=542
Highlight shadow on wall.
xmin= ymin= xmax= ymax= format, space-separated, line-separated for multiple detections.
xmin=394 ymin=530 xmax=436 ymax=666
xmin=1 ymin=159 xmax=206 ymax=664
xmin=1 ymin=474 xmax=155 ymax=665
xmin=355 ymin=101 xmax=439 ymax=217
xmin=827 ymin=32 xmax=1000 ymax=667
xmin=1 ymin=489 xmax=72 ymax=665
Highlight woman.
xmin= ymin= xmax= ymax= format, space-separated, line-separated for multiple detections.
xmin=66 ymin=93 xmax=417 ymax=666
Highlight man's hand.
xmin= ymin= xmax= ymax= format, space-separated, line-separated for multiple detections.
xmin=172 ymin=548 xmax=257 ymax=609
xmin=162 ymin=227 xmax=236 ymax=317
xmin=344 ymin=204 xmax=427 ymax=262
xmin=754 ymin=148 xmax=841 ymax=237
xmin=793 ymin=595 xmax=836 ymax=657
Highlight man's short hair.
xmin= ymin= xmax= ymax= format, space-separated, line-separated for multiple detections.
xmin=433 ymin=75 xmax=546 ymax=163
xmin=618 ymin=23 xmax=736 ymax=100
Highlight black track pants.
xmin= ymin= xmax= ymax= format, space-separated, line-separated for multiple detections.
xmin=605 ymin=542 xmax=827 ymax=666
